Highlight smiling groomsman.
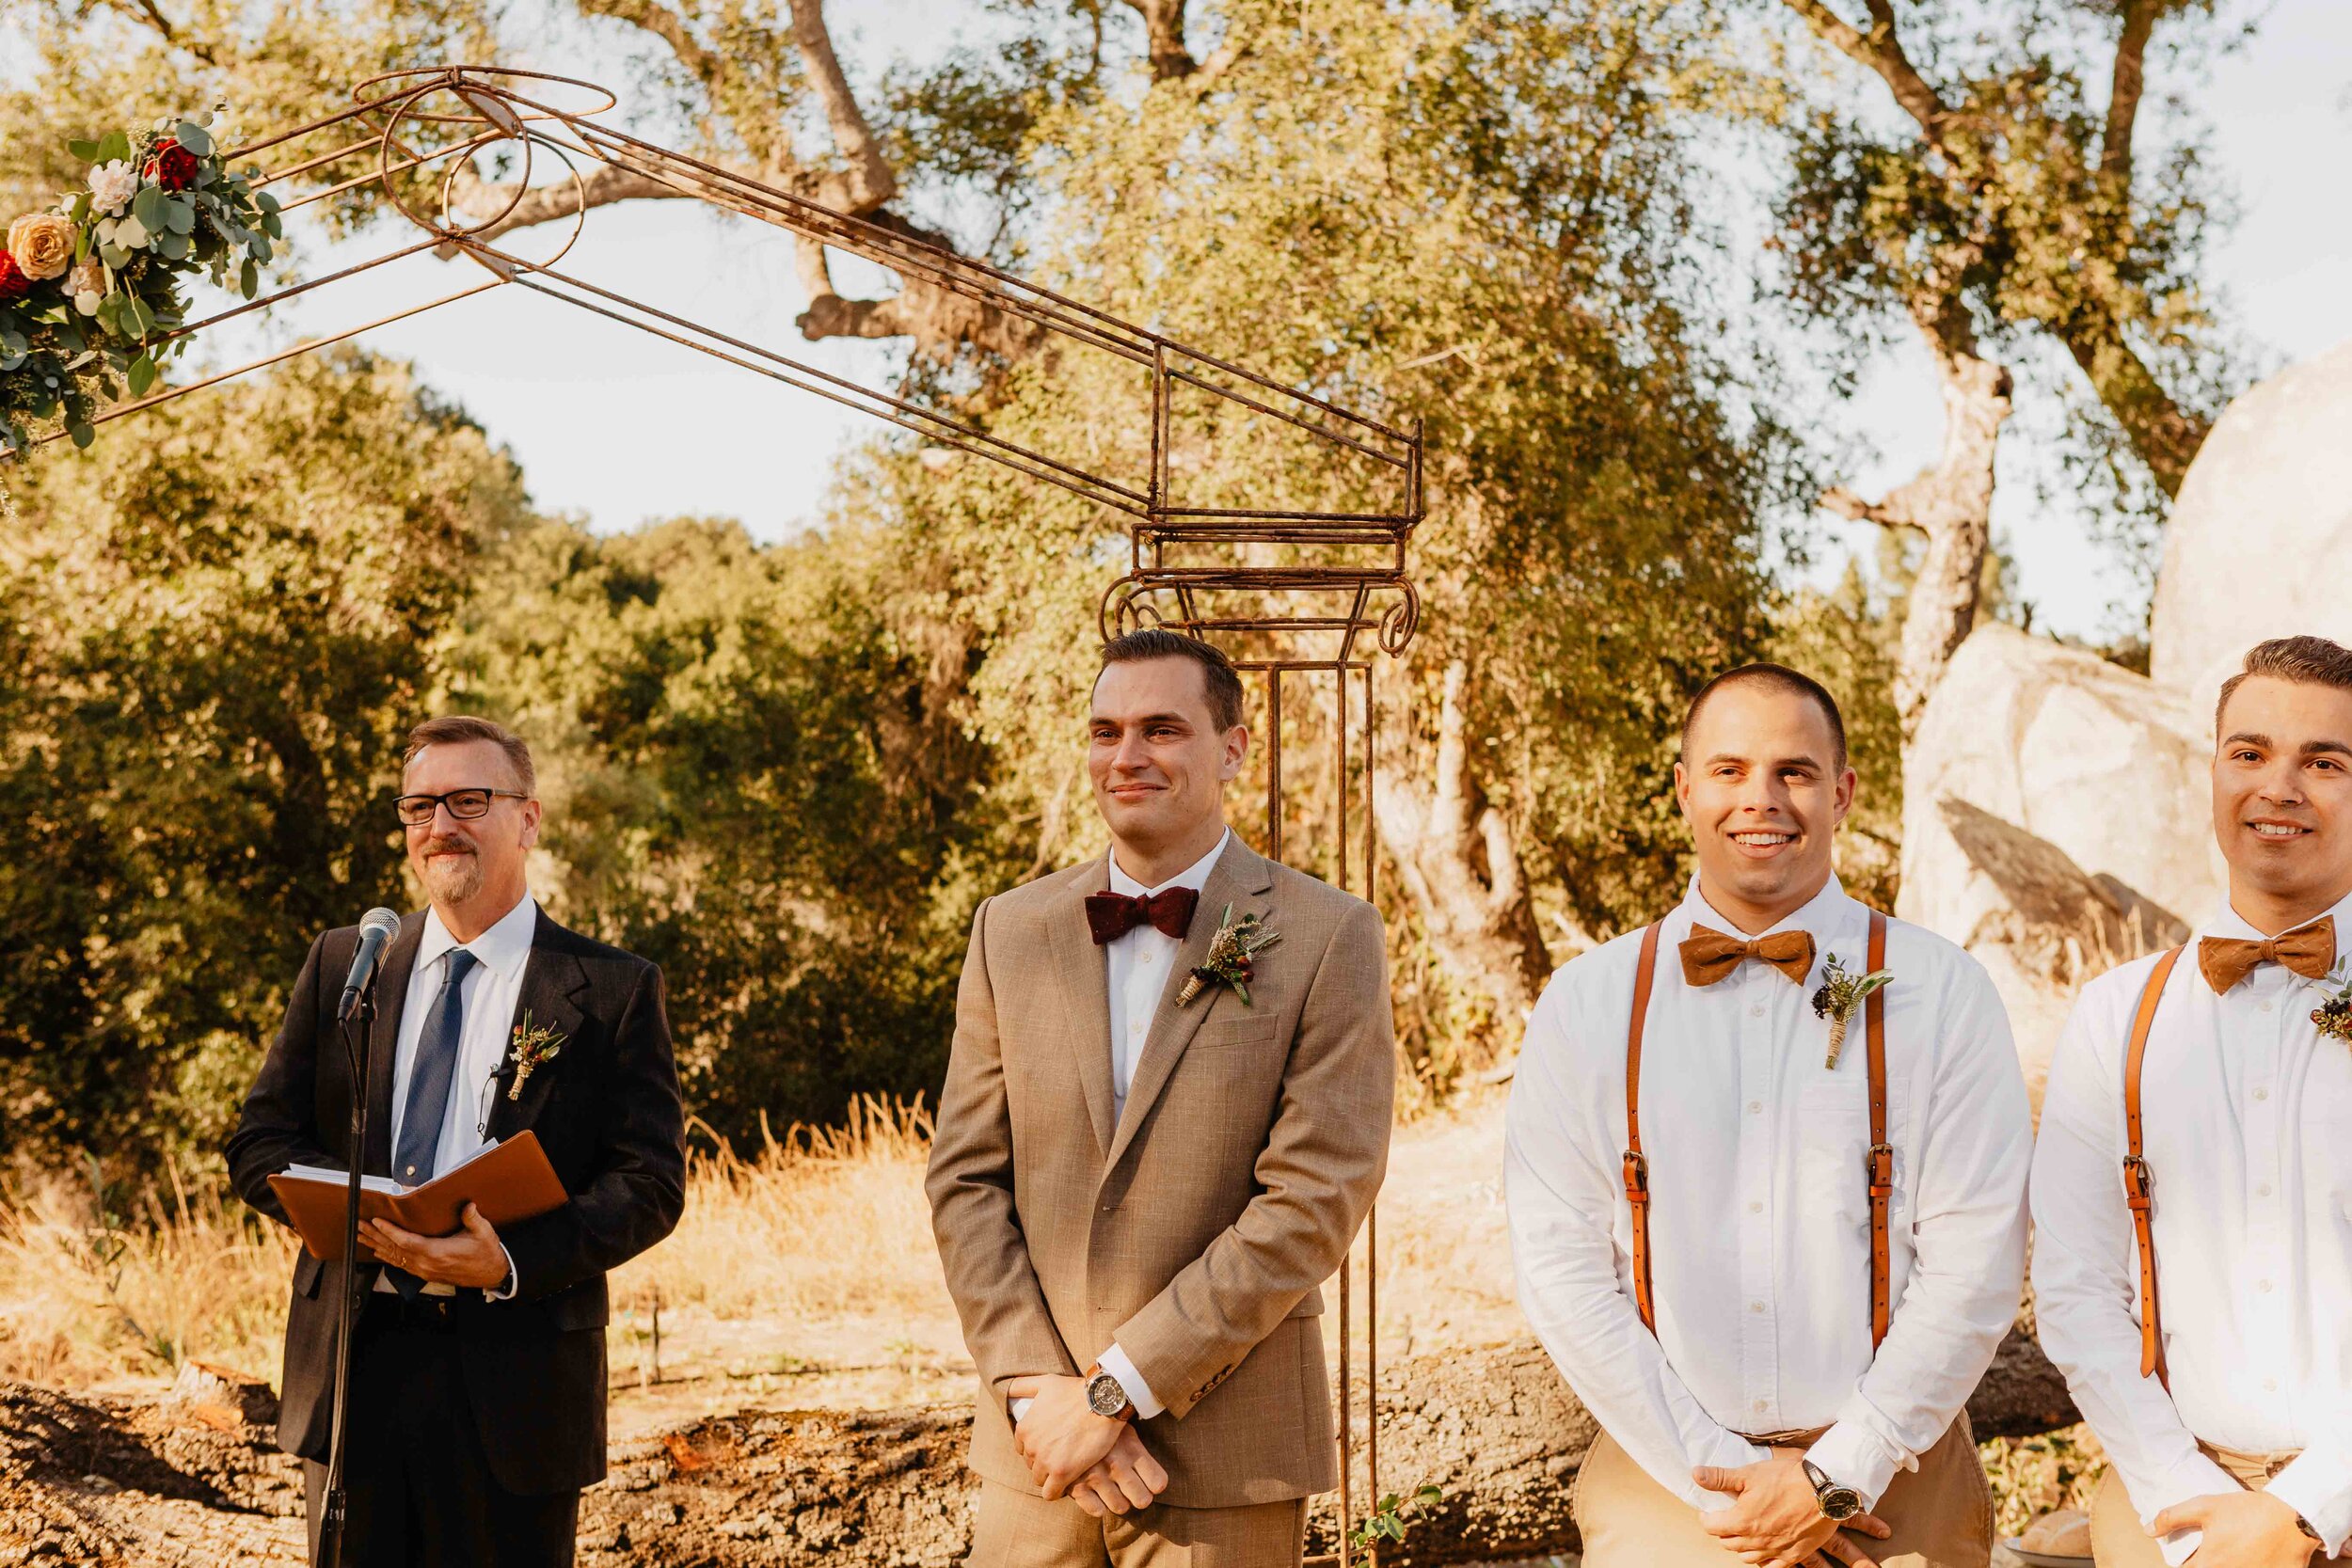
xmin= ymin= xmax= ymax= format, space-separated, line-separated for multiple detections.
xmin=1506 ymin=663 xmax=2031 ymax=1568
xmin=927 ymin=627 xmax=1393 ymax=1567
xmin=2034 ymin=636 xmax=2352 ymax=1568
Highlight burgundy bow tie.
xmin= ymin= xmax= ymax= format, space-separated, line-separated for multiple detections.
xmin=1086 ymin=887 xmax=1200 ymax=945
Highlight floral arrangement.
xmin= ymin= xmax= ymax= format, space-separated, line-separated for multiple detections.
xmin=0 ymin=111 xmax=282 ymax=459
xmin=505 ymin=1011 xmax=567 ymax=1101
xmin=1811 ymin=952 xmax=1894 ymax=1069
xmin=1178 ymin=904 xmax=1281 ymax=1006
xmin=2311 ymin=960 xmax=2352 ymax=1044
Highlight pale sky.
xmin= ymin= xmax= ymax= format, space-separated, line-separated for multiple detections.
xmin=141 ymin=3 xmax=2352 ymax=639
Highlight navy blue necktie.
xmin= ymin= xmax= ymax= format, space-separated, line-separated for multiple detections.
xmin=386 ymin=946 xmax=478 ymax=1299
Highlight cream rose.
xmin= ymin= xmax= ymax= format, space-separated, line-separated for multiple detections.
xmin=6 ymin=212 xmax=75 ymax=282
xmin=65 ymin=256 xmax=106 ymax=315
xmin=87 ymin=160 xmax=138 ymax=216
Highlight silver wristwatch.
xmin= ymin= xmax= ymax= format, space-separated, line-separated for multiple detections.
xmin=1084 ymin=1365 xmax=1136 ymax=1422
xmin=1801 ymin=1459 xmax=1864 ymax=1522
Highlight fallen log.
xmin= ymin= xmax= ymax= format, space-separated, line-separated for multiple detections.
xmin=0 ymin=1331 xmax=2077 ymax=1566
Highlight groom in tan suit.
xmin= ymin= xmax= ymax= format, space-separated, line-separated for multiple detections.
xmin=928 ymin=627 xmax=1394 ymax=1566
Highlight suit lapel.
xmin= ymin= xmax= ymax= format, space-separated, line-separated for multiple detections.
xmin=1104 ymin=836 xmax=1276 ymax=1169
xmin=486 ymin=910 xmax=590 ymax=1143
xmin=361 ymin=913 xmax=426 ymax=1176
xmin=1049 ymin=856 xmax=1120 ymax=1159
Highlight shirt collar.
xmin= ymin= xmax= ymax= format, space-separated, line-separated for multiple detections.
xmin=1678 ymin=870 xmax=1859 ymax=947
xmin=1108 ymin=828 xmax=1232 ymax=899
xmin=2202 ymin=880 xmax=2352 ymax=951
xmin=416 ymin=891 xmax=539 ymax=980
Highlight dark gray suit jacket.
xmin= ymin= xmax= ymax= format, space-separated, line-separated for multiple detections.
xmin=226 ymin=907 xmax=687 ymax=1494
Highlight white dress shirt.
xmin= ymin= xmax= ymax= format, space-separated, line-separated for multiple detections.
xmin=1505 ymin=876 xmax=2031 ymax=1512
xmin=2032 ymin=893 xmax=2352 ymax=1564
xmin=1011 ymin=830 xmax=1232 ymax=1427
xmin=373 ymin=892 xmax=536 ymax=1299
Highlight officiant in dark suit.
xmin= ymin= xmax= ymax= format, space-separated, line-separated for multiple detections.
xmin=227 ymin=715 xmax=687 ymax=1568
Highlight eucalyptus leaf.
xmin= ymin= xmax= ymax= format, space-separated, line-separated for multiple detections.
xmin=153 ymin=230 xmax=190 ymax=261
xmin=126 ymin=354 xmax=156 ymax=397
xmin=69 ymin=421 xmax=95 ymax=449
xmin=95 ymin=131 xmax=130 ymax=165
xmin=68 ymin=137 xmax=100 ymax=162
xmin=100 ymin=243 xmax=132 ymax=270
xmin=239 ymin=259 xmax=258 ymax=299
xmin=174 ymin=121 xmax=214 ymax=156
xmin=165 ymin=199 xmax=195 ymax=235
xmin=132 ymin=184 xmax=168 ymax=232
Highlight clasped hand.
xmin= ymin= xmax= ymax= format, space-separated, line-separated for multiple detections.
xmin=360 ymin=1201 xmax=510 ymax=1290
xmin=1694 ymin=1453 xmax=1892 ymax=1568
xmin=2150 ymin=1490 xmax=2319 ymax=1567
xmin=1005 ymin=1374 xmax=1169 ymax=1517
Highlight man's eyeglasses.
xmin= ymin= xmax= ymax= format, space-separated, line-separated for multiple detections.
xmin=394 ymin=788 xmax=529 ymax=827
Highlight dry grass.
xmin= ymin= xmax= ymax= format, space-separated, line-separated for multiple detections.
xmin=0 ymin=1090 xmax=2103 ymax=1538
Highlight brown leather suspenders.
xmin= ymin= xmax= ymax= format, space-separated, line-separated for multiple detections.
xmin=1864 ymin=911 xmax=1894 ymax=1347
xmin=1624 ymin=911 xmax=1893 ymax=1350
xmin=2122 ymin=945 xmax=2185 ymax=1386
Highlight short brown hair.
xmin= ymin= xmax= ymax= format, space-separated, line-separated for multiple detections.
xmin=1680 ymin=662 xmax=1849 ymax=774
xmin=2217 ymin=636 xmax=2352 ymax=735
xmin=403 ymin=715 xmax=536 ymax=796
xmin=1098 ymin=627 xmax=1246 ymax=733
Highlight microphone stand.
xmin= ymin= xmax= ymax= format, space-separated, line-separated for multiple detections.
xmin=320 ymin=974 xmax=380 ymax=1568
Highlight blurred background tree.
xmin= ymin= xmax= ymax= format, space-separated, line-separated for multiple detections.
xmin=0 ymin=0 xmax=2260 ymax=1161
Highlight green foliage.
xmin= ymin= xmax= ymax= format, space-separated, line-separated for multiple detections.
xmin=0 ymin=349 xmax=522 ymax=1161
xmin=444 ymin=514 xmax=1009 ymax=1146
xmin=1772 ymin=562 xmax=1903 ymax=908
xmin=1349 ymin=1483 xmax=1445 ymax=1551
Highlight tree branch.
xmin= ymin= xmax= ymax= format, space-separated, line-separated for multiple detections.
xmin=787 ymin=0 xmax=898 ymax=214
xmin=579 ymin=0 xmax=724 ymax=87
xmin=2102 ymin=0 xmax=2160 ymax=181
xmin=1778 ymin=0 xmax=1950 ymax=146
xmin=1120 ymin=0 xmax=1199 ymax=81
xmin=440 ymin=161 xmax=693 ymax=248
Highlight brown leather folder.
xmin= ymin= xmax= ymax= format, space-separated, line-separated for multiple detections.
xmin=266 ymin=1131 xmax=567 ymax=1262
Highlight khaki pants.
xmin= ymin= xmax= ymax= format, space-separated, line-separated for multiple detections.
xmin=1573 ymin=1416 xmax=1992 ymax=1568
xmin=2090 ymin=1445 xmax=2310 ymax=1567
xmin=968 ymin=1480 xmax=1308 ymax=1568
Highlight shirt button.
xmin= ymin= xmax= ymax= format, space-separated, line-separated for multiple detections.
xmin=1749 ymin=1003 xmax=1765 ymax=1019
xmin=1753 ymin=1400 xmax=1768 ymax=1414
xmin=1748 ymin=1101 xmax=1763 ymax=1115
xmin=2265 ymin=1378 xmax=2280 ymax=1392
xmin=2257 ymin=1278 xmax=2273 ymax=1293
xmin=2259 ymin=999 xmax=2274 ymax=1013
xmin=2257 ymin=1182 xmax=2273 ymax=1198
xmin=1749 ymin=1301 xmax=1765 ymax=1314
xmin=1141 ymin=951 xmax=1154 ymax=965
xmin=1749 ymin=1201 xmax=1763 ymax=1214
xmin=2255 ymin=1087 xmax=2270 ymax=1102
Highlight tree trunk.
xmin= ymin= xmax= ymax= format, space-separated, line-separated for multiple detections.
xmin=1372 ymin=660 xmax=1552 ymax=1063
xmin=0 ymin=1333 xmax=2077 ymax=1566
xmin=1822 ymin=308 xmax=2014 ymax=742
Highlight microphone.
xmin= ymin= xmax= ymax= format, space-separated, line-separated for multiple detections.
xmin=337 ymin=908 xmax=402 ymax=1022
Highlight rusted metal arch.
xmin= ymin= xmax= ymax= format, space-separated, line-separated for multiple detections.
xmin=23 ymin=63 xmax=1422 ymax=1562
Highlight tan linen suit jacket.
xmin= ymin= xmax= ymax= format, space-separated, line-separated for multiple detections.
xmin=926 ymin=834 xmax=1394 ymax=1510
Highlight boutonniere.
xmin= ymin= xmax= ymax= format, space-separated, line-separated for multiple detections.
xmin=2311 ymin=960 xmax=2352 ymax=1043
xmin=1811 ymin=954 xmax=1894 ymax=1069
xmin=505 ymin=1010 xmax=566 ymax=1101
xmin=1178 ymin=903 xmax=1282 ymax=1006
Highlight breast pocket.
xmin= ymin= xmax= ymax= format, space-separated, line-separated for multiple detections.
xmin=1794 ymin=1083 xmax=1873 ymax=1229
xmin=1194 ymin=1018 xmax=1283 ymax=1052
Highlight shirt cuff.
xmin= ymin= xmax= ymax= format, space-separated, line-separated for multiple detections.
xmin=2265 ymin=1449 xmax=2351 ymax=1559
xmin=482 ymin=1242 xmax=519 ymax=1303
xmin=1804 ymin=1420 xmax=1909 ymax=1514
xmin=1099 ymin=1342 xmax=1165 ymax=1419
xmin=1009 ymin=1397 xmax=1033 ymax=1424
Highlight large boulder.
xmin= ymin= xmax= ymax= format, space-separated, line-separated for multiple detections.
xmin=1898 ymin=624 xmax=2209 ymax=1096
xmin=1900 ymin=623 xmax=2213 ymax=928
xmin=2151 ymin=337 xmax=2352 ymax=716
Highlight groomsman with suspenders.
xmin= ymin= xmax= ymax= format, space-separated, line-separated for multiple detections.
xmin=2034 ymin=636 xmax=2352 ymax=1567
xmin=1506 ymin=663 xmax=2032 ymax=1568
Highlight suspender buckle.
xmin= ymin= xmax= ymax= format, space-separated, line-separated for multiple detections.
xmin=1622 ymin=1149 xmax=1649 ymax=1204
xmin=1866 ymin=1143 xmax=1895 ymax=1196
xmin=2122 ymin=1153 xmax=2154 ymax=1212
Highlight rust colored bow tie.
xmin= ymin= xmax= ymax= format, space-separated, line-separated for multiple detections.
xmin=1678 ymin=925 xmax=1818 ymax=989
xmin=1086 ymin=887 xmax=1200 ymax=945
xmin=2197 ymin=917 xmax=2335 ymax=994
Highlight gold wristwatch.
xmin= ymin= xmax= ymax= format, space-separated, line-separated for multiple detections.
xmin=1083 ymin=1362 xmax=1136 ymax=1423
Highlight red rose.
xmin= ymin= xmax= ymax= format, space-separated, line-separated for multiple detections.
xmin=0 ymin=250 xmax=27 ymax=303
xmin=146 ymin=138 xmax=199 ymax=192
